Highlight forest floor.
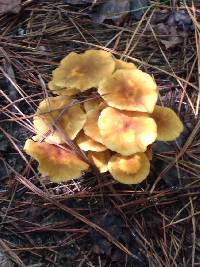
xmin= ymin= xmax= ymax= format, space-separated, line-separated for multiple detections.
xmin=0 ymin=1 xmax=200 ymax=266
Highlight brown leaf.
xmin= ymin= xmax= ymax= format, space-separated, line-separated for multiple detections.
xmin=92 ymin=0 xmax=130 ymax=24
xmin=160 ymin=36 xmax=183 ymax=49
xmin=0 ymin=0 xmax=21 ymax=14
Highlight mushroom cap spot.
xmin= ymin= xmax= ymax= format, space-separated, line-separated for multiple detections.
xmin=33 ymin=96 xmax=86 ymax=144
xmin=75 ymin=131 xmax=107 ymax=152
xmin=98 ymin=69 xmax=158 ymax=113
xmin=108 ymin=153 xmax=150 ymax=184
xmin=151 ymin=105 xmax=184 ymax=141
xmin=83 ymin=98 xmax=103 ymax=113
xmin=48 ymin=81 xmax=79 ymax=96
xmin=52 ymin=50 xmax=115 ymax=91
xmin=88 ymin=150 xmax=112 ymax=173
xmin=83 ymin=108 xmax=104 ymax=144
xmin=98 ymin=107 xmax=157 ymax=155
xmin=114 ymin=59 xmax=137 ymax=71
xmin=24 ymin=139 xmax=89 ymax=182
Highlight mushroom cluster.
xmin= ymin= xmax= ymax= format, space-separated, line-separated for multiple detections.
xmin=24 ymin=49 xmax=184 ymax=184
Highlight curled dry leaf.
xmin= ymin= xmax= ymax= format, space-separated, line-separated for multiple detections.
xmin=152 ymin=9 xmax=194 ymax=49
xmin=92 ymin=0 xmax=130 ymax=24
xmin=0 ymin=0 xmax=21 ymax=14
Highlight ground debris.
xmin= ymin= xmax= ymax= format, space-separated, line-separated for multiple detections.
xmin=90 ymin=210 xmax=147 ymax=266
xmin=151 ymin=9 xmax=194 ymax=49
xmin=92 ymin=0 xmax=130 ymax=24
xmin=0 ymin=0 xmax=21 ymax=14
xmin=0 ymin=250 xmax=14 ymax=267
xmin=130 ymin=0 xmax=149 ymax=20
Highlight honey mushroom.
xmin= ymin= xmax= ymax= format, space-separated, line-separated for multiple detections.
xmin=151 ymin=105 xmax=184 ymax=141
xmin=24 ymin=139 xmax=89 ymax=182
xmin=24 ymin=49 xmax=184 ymax=185
xmin=33 ymin=96 xmax=86 ymax=144
xmin=75 ymin=131 xmax=107 ymax=152
xmin=48 ymin=80 xmax=79 ymax=96
xmin=98 ymin=69 xmax=158 ymax=113
xmin=108 ymin=153 xmax=150 ymax=184
xmin=51 ymin=50 xmax=115 ymax=92
xmin=98 ymin=107 xmax=157 ymax=155
xmin=88 ymin=150 xmax=112 ymax=173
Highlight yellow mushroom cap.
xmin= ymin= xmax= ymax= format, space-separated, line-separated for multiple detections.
xmin=75 ymin=131 xmax=107 ymax=152
xmin=98 ymin=69 xmax=158 ymax=113
xmin=33 ymin=96 xmax=86 ymax=144
xmin=98 ymin=107 xmax=157 ymax=155
xmin=108 ymin=153 xmax=150 ymax=184
xmin=151 ymin=105 xmax=184 ymax=141
xmin=48 ymin=80 xmax=79 ymax=96
xmin=88 ymin=150 xmax=112 ymax=173
xmin=52 ymin=50 xmax=115 ymax=92
xmin=24 ymin=139 xmax=89 ymax=183
xmin=83 ymin=98 xmax=103 ymax=113
xmin=83 ymin=108 xmax=104 ymax=144
xmin=114 ymin=59 xmax=137 ymax=71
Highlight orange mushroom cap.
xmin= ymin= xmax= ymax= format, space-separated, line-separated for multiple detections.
xmin=88 ymin=150 xmax=112 ymax=173
xmin=114 ymin=59 xmax=137 ymax=71
xmin=52 ymin=50 xmax=115 ymax=92
xmin=151 ymin=105 xmax=184 ymax=141
xmin=108 ymin=153 xmax=150 ymax=184
xmin=98 ymin=69 xmax=158 ymax=113
xmin=48 ymin=80 xmax=79 ymax=96
xmin=24 ymin=139 xmax=89 ymax=183
xmin=98 ymin=107 xmax=157 ymax=155
xmin=83 ymin=98 xmax=103 ymax=113
xmin=33 ymin=96 xmax=86 ymax=144
xmin=83 ymin=107 xmax=105 ymax=144
xmin=75 ymin=131 xmax=107 ymax=152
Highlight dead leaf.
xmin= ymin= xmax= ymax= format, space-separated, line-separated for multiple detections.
xmin=130 ymin=0 xmax=149 ymax=20
xmin=152 ymin=9 xmax=193 ymax=49
xmin=0 ymin=0 xmax=21 ymax=14
xmin=160 ymin=37 xmax=183 ymax=49
xmin=167 ymin=10 xmax=193 ymax=31
xmin=0 ymin=250 xmax=14 ymax=267
xmin=92 ymin=0 xmax=130 ymax=25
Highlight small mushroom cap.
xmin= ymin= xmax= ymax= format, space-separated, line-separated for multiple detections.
xmin=114 ymin=59 xmax=137 ymax=71
xmin=98 ymin=107 xmax=157 ymax=155
xmin=108 ymin=153 xmax=150 ymax=184
xmin=88 ymin=150 xmax=112 ymax=173
xmin=151 ymin=105 xmax=184 ymax=141
xmin=48 ymin=80 xmax=79 ymax=96
xmin=98 ymin=69 xmax=158 ymax=113
xmin=75 ymin=131 xmax=107 ymax=152
xmin=83 ymin=98 xmax=103 ymax=113
xmin=24 ymin=139 xmax=89 ymax=183
xmin=83 ymin=108 xmax=104 ymax=144
xmin=52 ymin=50 xmax=115 ymax=91
xmin=33 ymin=96 xmax=86 ymax=144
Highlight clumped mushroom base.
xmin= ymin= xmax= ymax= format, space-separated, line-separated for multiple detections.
xmin=24 ymin=49 xmax=184 ymax=184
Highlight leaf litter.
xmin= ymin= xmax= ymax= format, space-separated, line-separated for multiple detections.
xmin=0 ymin=0 xmax=21 ymax=14
xmin=151 ymin=8 xmax=194 ymax=49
